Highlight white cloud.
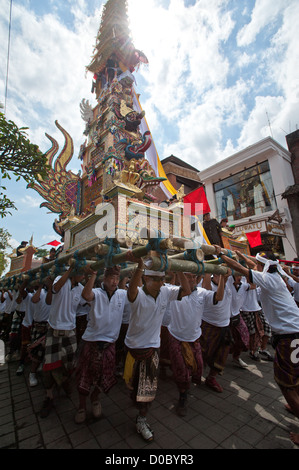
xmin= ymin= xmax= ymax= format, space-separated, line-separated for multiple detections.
xmin=236 ymin=0 xmax=289 ymax=47
xmin=19 ymin=195 xmax=42 ymax=208
xmin=8 ymin=238 xmax=19 ymax=250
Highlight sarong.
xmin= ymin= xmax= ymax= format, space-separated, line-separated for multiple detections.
xmin=230 ymin=314 xmax=250 ymax=357
xmin=19 ymin=325 xmax=32 ymax=362
xmin=0 ymin=313 xmax=13 ymax=340
xmin=43 ymin=327 xmax=77 ymax=372
xmin=10 ymin=311 xmax=24 ymax=335
xmin=28 ymin=321 xmax=48 ymax=364
xmin=160 ymin=326 xmax=171 ymax=364
xmin=168 ymin=333 xmax=203 ymax=390
xmin=272 ymin=334 xmax=299 ymax=389
xmin=199 ymin=321 xmax=232 ymax=372
xmin=124 ymin=348 xmax=159 ymax=403
xmin=76 ymin=340 xmax=117 ymax=395
xmin=76 ymin=315 xmax=88 ymax=344
xmin=9 ymin=311 xmax=25 ymax=352
xmin=115 ymin=323 xmax=129 ymax=367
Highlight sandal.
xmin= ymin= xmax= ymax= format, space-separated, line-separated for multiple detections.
xmin=91 ymin=400 xmax=102 ymax=418
xmin=75 ymin=408 xmax=86 ymax=424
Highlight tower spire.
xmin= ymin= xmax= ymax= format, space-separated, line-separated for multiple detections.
xmin=87 ymin=0 xmax=148 ymax=98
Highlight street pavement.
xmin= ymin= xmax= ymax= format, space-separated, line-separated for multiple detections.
xmin=0 ymin=347 xmax=298 ymax=451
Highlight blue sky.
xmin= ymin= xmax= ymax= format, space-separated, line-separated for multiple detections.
xmin=0 ymin=0 xmax=298 ymax=267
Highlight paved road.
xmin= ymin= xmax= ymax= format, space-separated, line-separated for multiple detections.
xmin=0 ymin=348 xmax=298 ymax=451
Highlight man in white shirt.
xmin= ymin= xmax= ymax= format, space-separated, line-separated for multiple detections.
xmin=74 ymin=265 xmax=129 ymax=424
xmin=284 ymin=264 xmax=299 ymax=308
xmin=123 ymin=257 xmax=191 ymax=442
xmin=40 ymin=266 xmax=85 ymax=418
xmin=236 ymin=250 xmax=273 ymax=362
xmin=0 ymin=290 xmax=6 ymax=323
xmin=6 ymin=287 xmax=27 ymax=362
xmin=217 ymin=248 xmax=299 ymax=446
xmin=15 ymin=285 xmax=35 ymax=376
xmin=1 ymin=290 xmax=18 ymax=344
xmin=26 ymin=280 xmax=52 ymax=386
xmin=199 ymin=271 xmax=231 ymax=393
xmin=228 ymin=274 xmax=250 ymax=369
xmin=168 ymin=272 xmax=224 ymax=416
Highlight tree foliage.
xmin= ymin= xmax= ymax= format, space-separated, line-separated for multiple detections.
xmin=0 ymin=228 xmax=11 ymax=277
xmin=0 ymin=112 xmax=49 ymax=218
xmin=34 ymin=248 xmax=49 ymax=259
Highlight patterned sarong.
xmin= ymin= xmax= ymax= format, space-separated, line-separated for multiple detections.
xmin=10 ymin=311 xmax=24 ymax=335
xmin=19 ymin=325 xmax=32 ymax=362
xmin=168 ymin=333 xmax=203 ymax=390
xmin=124 ymin=348 xmax=159 ymax=403
xmin=272 ymin=334 xmax=299 ymax=389
xmin=28 ymin=321 xmax=48 ymax=364
xmin=230 ymin=314 xmax=250 ymax=357
xmin=75 ymin=315 xmax=88 ymax=344
xmin=199 ymin=321 xmax=232 ymax=372
xmin=160 ymin=326 xmax=171 ymax=363
xmin=241 ymin=310 xmax=272 ymax=352
xmin=76 ymin=340 xmax=117 ymax=395
xmin=9 ymin=311 xmax=25 ymax=352
xmin=43 ymin=327 xmax=77 ymax=372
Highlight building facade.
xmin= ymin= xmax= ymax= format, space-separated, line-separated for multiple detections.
xmin=198 ymin=137 xmax=297 ymax=260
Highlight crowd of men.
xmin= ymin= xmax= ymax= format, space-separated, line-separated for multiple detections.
xmin=0 ymin=246 xmax=299 ymax=446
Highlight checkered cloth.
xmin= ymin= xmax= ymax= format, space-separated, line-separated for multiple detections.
xmin=43 ymin=327 xmax=77 ymax=372
xmin=10 ymin=311 xmax=24 ymax=335
xmin=241 ymin=310 xmax=272 ymax=337
xmin=28 ymin=321 xmax=48 ymax=363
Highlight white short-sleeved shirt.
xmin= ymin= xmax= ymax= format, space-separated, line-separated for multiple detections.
xmin=202 ymin=281 xmax=232 ymax=327
xmin=227 ymin=276 xmax=250 ymax=317
xmin=121 ymin=300 xmax=132 ymax=325
xmin=22 ymin=293 xmax=34 ymax=328
xmin=5 ymin=290 xmax=18 ymax=314
xmin=125 ymin=285 xmax=180 ymax=349
xmin=82 ymin=288 xmax=128 ymax=342
xmin=161 ymin=283 xmax=175 ymax=327
xmin=33 ymin=289 xmax=51 ymax=323
xmin=0 ymin=295 xmax=5 ymax=313
xmin=16 ymin=295 xmax=26 ymax=312
xmin=48 ymin=277 xmax=83 ymax=330
xmin=168 ymin=287 xmax=215 ymax=342
xmin=250 ymin=270 xmax=299 ymax=334
xmin=241 ymin=286 xmax=261 ymax=312
xmin=287 ymin=278 xmax=299 ymax=302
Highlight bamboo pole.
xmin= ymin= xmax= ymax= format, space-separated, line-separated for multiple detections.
xmin=168 ymin=248 xmax=204 ymax=262
xmin=0 ymin=237 xmax=243 ymax=290
xmin=89 ymin=238 xmax=172 ymax=272
xmin=146 ymin=256 xmax=228 ymax=275
xmin=199 ymin=244 xmax=238 ymax=259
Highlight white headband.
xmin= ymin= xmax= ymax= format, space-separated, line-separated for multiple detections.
xmin=144 ymin=269 xmax=165 ymax=277
xmin=255 ymin=253 xmax=287 ymax=278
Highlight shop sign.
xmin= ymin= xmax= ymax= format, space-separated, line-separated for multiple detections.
xmin=233 ymin=220 xmax=267 ymax=235
xmin=266 ymin=222 xmax=286 ymax=237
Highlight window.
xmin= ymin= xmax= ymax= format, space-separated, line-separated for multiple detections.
xmin=214 ymin=161 xmax=277 ymax=222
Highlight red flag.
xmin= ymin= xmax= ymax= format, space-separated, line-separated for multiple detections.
xmin=47 ymin=240 xmax=61 ymax=247
xmin=246 ymin=231 xmax=262 ymax=248
xmin=183 ymin=187 xmax=211 ymax=216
